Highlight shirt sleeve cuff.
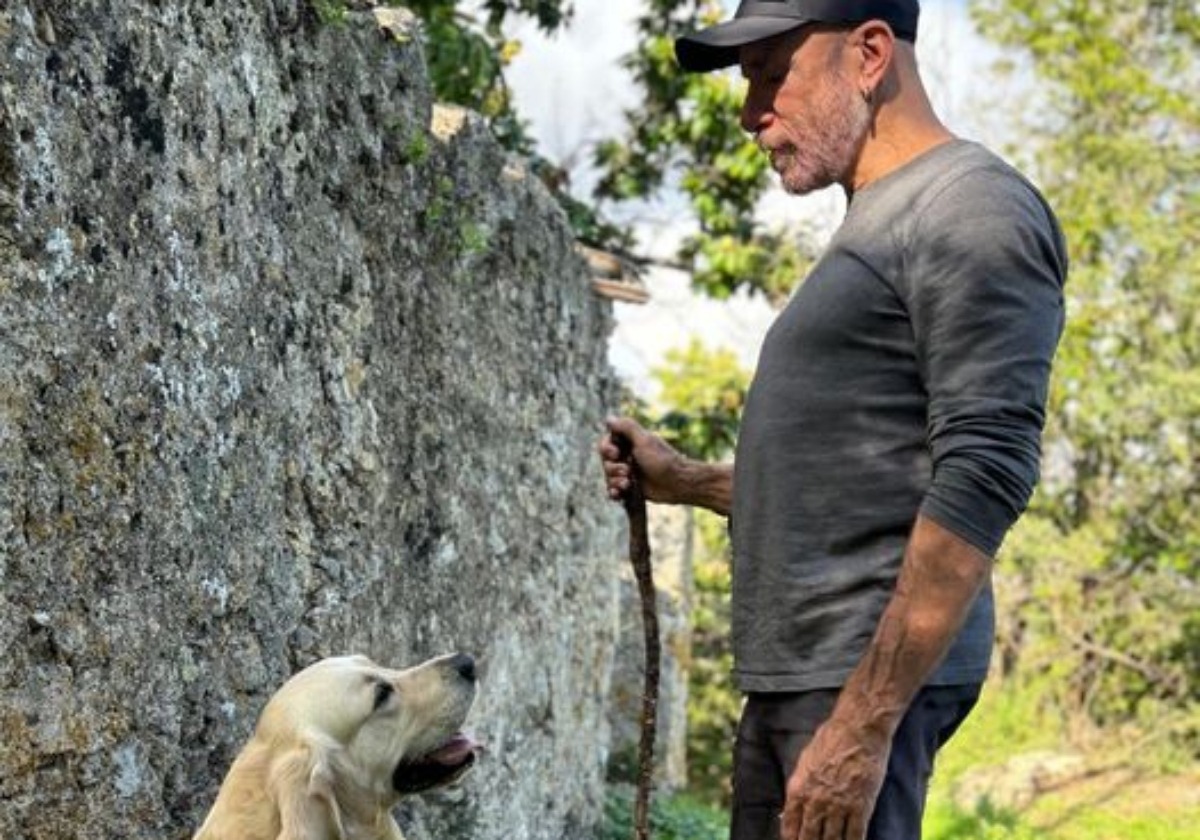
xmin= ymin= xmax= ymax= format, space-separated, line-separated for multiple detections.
xmin=919 ymin=463 xmax=1023 ymax=557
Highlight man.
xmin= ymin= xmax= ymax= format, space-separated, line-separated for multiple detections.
xmin=598 ymin=1 xmax=1067 ymax=839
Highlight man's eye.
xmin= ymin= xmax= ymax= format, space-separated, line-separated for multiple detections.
xmin=373 ymin=681 xmax=394 ymax=710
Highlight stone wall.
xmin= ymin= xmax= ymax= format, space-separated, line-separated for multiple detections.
xmin=0 ymin=3 xmax=625 ymax=838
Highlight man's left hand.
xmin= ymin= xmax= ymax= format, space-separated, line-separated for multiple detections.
xmin=780 ymin=716 xmax=891 ymax=840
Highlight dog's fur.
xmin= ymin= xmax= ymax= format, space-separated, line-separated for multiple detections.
xmin=194 ymin=653 xmax=478 ymax=840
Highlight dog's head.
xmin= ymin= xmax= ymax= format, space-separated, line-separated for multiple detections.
xmin=256 ymin=653 xmax=479 ymax=835
xmin=196 ymin=653 xmax=480 ymax=840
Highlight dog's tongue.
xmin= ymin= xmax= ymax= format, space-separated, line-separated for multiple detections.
xmin=425 ymin=733 xmax=478 ymax=766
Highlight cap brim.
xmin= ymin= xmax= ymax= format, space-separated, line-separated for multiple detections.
xmin=675 ymin=17 xmax=809 ymax=72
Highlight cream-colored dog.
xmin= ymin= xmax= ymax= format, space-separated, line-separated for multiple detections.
xmin=195 ymin=653 xmax=479 ymax=840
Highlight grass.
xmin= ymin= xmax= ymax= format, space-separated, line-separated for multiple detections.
xmin=924 ymin=777 xmax=1200 ymax=840
xmin=925 ymin=798 xmax=1044 ymax=839
xmin=599 ymin=787 xmax=726 ymax=840
xmin=924 ymin=677 xmax=1200 ymax=840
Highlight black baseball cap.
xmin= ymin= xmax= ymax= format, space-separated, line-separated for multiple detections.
xmin=676 ymin=0 xmax=920 ymax=73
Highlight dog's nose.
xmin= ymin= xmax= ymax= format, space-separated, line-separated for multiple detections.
xmin=448 ymin=653 xmax=476 ymax=683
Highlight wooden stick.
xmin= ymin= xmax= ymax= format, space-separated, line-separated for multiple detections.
xmin=614 ymin=433 xmax=658 ymax=840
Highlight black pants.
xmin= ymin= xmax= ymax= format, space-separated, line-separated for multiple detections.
xmin=730 ymin=683 xmax=981 ymax=840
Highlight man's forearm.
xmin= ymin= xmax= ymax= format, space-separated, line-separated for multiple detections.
xmin=673 ymin=460 xmax=734 ymax=516
xmin=829 ymin=514 xmax=993 ymax=741
xmin=780 ymin=514 xmax=994 ymax=840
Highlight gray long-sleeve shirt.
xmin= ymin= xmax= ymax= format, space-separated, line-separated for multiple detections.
xmin=731 ymin=140 xmax=1067 ymax=693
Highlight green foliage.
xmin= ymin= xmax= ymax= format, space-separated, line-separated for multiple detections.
xmin=311 ymin=0 xmax=349 ymax=26
xmin=924 ymin=676 xmax=1200 ymax=840
xmin=399 ymin=130 xmax=430 ymax=164
xmin=599 ymin=788 xmax=727 ymax=840
xmin=925 ymin=799 xmax=1043 ymax=840
xmin=928 ymin=781 xmax=1200 ymax=840
xmin=419 ymin=174 xmax=455 ymax=230
xmin=458 ymin=220 xmax=491 ymax=256
xmin=532 ymin=156 xmax=635 ymax=250
xmin=393 ymin=0 xmax=646 ymax=245
xmin=681 ymin=227 xmax=813 ymax=304
xmin=311 ymin=0 xmax=545 ymax=151
xmin=648 ymin=339 xmax=750 ymax=461
xmin=971 ymin=0 xmax=1200 ymax=750
xmin=685 ymin=508 xmax=739 ymax=806
xmin=927 ymin=671 xmax=1064 ymax=788
xmin=389 ymin=0 xmax=817 ymax=288
xmin=394 ymin=0 xmax=569 ymax=154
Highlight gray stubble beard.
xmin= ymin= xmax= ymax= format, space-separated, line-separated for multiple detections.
xmin=773 ymin=67 xmax=873 ymax=196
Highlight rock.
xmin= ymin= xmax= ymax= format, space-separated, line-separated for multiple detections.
xmin=0 ymin=3 xmax=626 ymax=838
xmin=952 ymin=750 xmax=1088 ymax=812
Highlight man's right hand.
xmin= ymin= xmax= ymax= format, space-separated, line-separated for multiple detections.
xmin=596 ymin=416 xmax=687 ymax=505
xmin=598 ymin=416 xmax=735 ymax=515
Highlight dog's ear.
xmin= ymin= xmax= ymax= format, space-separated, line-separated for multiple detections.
xmin=306 ymin=755 xmax=348 ymax=838
xmin=269 ymin=742 xmax=346 ymax=840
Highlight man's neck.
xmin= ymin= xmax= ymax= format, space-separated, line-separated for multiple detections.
xmin=844 ymin=87 xmax=955 ymax=196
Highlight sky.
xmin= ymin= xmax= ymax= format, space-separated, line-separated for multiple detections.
xmin=503 ymin=0 xmax=1020 ymax=400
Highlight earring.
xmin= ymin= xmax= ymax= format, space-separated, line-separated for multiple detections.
xmin=862 ymin=87 xmax=874 ymax=104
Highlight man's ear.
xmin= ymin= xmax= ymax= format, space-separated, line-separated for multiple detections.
xmin=269 ymin=742 xmax=346 ymax=840
xmin=848 ymin=19 xmax=895 ymax=101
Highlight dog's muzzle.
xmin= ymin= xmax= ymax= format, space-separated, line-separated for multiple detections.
xmin=393 ymin=654 xmax=480 ymax=793
xmin=392 ymin=733 xmax=480 ymax=793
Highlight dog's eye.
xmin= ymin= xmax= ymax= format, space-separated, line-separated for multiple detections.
xmin=373 ymin=681 xmax=394 ymax=711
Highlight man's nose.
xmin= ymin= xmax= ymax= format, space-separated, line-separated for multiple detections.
xmin=740 ymin=93 xmax=771 ymax=136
